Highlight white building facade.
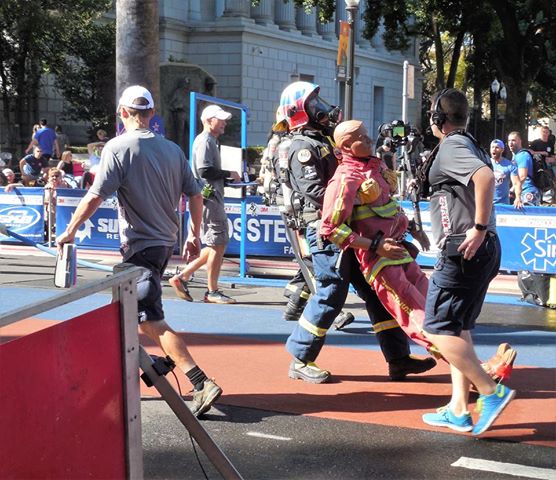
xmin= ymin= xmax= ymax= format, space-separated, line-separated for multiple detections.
xmin=159 ymin=0 xmax=422 ymax=146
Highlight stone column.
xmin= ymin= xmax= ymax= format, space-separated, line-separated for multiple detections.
xmin=201 ymin=0 xmax=217 ymax=21
xmin=317 ymin=9 xmax=335 ymax=41
xmin=295 ymin=6 xmax=317 ymax=36
xmin=222 ymin=0 xmax=250 ymax=17
xmin=275 ymin=0 xmax=296 ymax=31
xmin=357 ymin=0 xmax=372 ymax=49
xmin=251 ymin=0 xmax=274 ymax=25
xmin=188 ymin=0 xmax=201 ymax=21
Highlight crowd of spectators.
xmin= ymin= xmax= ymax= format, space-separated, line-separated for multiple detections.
xmin=0 ymin=121 xmax=112 ymax=235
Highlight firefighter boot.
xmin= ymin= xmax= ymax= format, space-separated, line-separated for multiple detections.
xmin=283 ymin=297 xmax=307 ymax=321
xmin=333 ymin=311 xmax=355 ymax=330
xmin=389 ymin=355 xmax=437 ymax=381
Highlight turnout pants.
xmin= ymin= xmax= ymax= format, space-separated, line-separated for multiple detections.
xmin=286 ymin=226 xmax=410 ymax=364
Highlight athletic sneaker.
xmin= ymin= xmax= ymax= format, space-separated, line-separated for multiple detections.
xmin=472 ymin=383 xmax=515 ymax=435
xmin=288 ymin=360 xmax=330 ymax=384
xmin=190 ymin=379 xmax=223 ymax=417
xmin=169 ymin=276 xmax=193 ymax=302
xmin=422 ymin=406 xmax=473 ymax=432
xmin=204 ymin=290 xmax=237 ymax=304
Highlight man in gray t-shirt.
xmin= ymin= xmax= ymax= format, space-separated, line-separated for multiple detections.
xmin=57 ymin=85 xmax=223 ymax=417
xmin=421 ymin=88 xmax=515 ymax=437
xmin=169 ymin=104 xmax=241 ymax=305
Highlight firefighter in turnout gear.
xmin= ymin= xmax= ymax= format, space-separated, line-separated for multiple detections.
xmin=261 ymin=108 xmax=355 ymax=326
xmin=280 ymin=81 xmax=437 ymax=383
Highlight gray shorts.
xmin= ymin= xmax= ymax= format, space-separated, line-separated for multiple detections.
xmin=202 ymin=197 xmax=229 ymax=246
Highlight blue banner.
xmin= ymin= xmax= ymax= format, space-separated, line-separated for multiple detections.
xmin=0 ymin=187 xmax=45 ymax=243
xmin=5 ymin=186 xmax=553 ymax=274
xmin=56 ymin=189 xmax=120 ymax=250
xmin=224 ymin=200 xmax=292 ymax=256
xmin=401 ymin=201 xmax=556 ymax=274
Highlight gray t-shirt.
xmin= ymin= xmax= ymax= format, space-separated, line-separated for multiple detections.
xmin=90 ymin=128 xmax=201 ymax=260
xmin=192 ymin=131 xmax=225 ymax=202
xmin=428 ymin=132 xmax=496 ymax=247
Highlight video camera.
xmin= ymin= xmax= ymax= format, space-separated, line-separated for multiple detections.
xmin=379 ymin=120 xmax=411 ymax=149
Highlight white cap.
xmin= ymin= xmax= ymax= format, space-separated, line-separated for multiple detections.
xmin=201 ymin=104 xmax=232 ymax=122
xmin=118 ymin=85 xmax=154 ymax=110
xmin=2 ymin=168 xmax=14 ymax=176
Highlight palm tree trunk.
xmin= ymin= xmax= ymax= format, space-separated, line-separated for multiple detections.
xmin=116 ymin=0 xmax=160 ymax=106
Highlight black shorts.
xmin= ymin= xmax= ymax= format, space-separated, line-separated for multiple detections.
xmin=126 ymin=246 xmax=173 ymax=322
xmin=423 ymin=234 xmax=501 ymax=336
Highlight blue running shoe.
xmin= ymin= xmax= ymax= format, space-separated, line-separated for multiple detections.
xmin=472 ymin=384 xmax=515 ymax=436
xmin=422 ymin=406 xmax=473 ymax=432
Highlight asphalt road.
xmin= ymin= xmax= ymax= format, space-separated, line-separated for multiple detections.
xmin=1 ymin=249 xmax=555 ymax=480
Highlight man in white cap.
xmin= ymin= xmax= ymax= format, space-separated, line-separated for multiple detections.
xmin=56 ymin=85 xmax=223 ymax=417
xmin=170 ymin=104 xmax=241 ymax=304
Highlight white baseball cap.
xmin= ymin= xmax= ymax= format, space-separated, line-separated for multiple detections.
xmin=201 ymin=105 xmax=232 ymax=122
xmin=118 ymin=85 xmax=154 ymax=110
xmin=2 ymin=168 xmax=14 ymax=176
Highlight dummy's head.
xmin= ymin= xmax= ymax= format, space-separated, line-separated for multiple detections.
xmin=333 ymin=120 xmax=373 ymax=157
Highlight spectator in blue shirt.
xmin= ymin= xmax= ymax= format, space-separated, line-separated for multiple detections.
xmin=32 ymin=118 xmax=60 ymax=160
xmin=19 ymin=146 xmax=49 ymax=185
xmin=507 ymin=131 xmax=540 ymax=208
xmin=489 ymin=139 xmax=517 ymax=204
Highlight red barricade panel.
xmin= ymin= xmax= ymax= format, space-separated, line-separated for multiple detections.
xmin=0 ymin=302 xmax=127 ymax=479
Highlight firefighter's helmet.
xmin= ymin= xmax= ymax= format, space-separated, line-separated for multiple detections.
xmin=279 ymin=81 xmax=342 ymax=130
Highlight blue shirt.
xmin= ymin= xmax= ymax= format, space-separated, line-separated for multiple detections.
xmin=22 ymin=153 xmax=48 ymax=175
xmin=491 ymin=156 xmax=517 ymax=204
xmin=34 ymin=127 xmax=57 ymax=155
xmin=513 ymin=149 xmax=539 ymax=195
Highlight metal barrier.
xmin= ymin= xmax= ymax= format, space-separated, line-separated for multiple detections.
xmin=0 ymin=267 xmax=143 ymax=479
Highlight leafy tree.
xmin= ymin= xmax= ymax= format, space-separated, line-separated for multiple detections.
xmin=257 ymin=0 xmax=555 ymax=138
xmin=0 ymin=0 xmax=113 ymax=151
xmin=50 ymin=21 xmax=116 ymax=134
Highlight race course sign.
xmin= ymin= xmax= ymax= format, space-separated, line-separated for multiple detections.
xmin=2 ymin=188 xmax=554 ymax=274
xmin=55 ymin=189 xmax=120 ymax=250
xmin=0 ymin=187 xmax=45 ymax=243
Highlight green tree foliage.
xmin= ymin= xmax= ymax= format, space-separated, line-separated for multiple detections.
xmin=258 ymin=0 xmax=555 ymax=138
xmin=50 ymin=21 xmax=116 ymax=133
xmin=0 ymin=0 xmax=113 ymax=150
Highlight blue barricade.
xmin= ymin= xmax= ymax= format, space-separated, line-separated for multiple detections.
xmin=0 ymin=187 xmax=45 ymax=243
xmin=2 ymin=189 xmax=554 ymax=274
xmin=56 ymin=189 xmax=120 ymax=250
xmin=401 ymin=201 xmax=556 ymax=274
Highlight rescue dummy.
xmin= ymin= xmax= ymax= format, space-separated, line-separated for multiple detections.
xmin=320 ymin=120 xmax=437 ymax=354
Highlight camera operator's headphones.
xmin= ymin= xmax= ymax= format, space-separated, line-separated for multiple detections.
xmin=430 ymin=88 xmax=450 ymax=128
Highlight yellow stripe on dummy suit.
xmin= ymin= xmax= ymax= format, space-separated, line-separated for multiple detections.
xmin=299 ymin=315 xmax=328 ymax=337
xmin=331 ymin=174 xmax=348 ymax=224
xmin=373 ymin=319 xmax=400 ymax=333
xmin=351 ymin=199 xmax=399 ymax=221
xmin=300 ymin=290 xmax=311 ymax=300
xmin=329 ymin=224 xmax=353 ymax=245
xmin=378 ymin=278 xmax=412 ymax=315
xmin=364 ymin=255 xmax=413 ymax=284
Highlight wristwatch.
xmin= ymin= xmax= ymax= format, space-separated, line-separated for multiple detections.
xmin=474 ymin=223 xmax=488 ymax=231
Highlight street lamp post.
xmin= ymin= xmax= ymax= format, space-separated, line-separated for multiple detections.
xmin=499 ymin=84 xmax=507 ymax=139
xmin=491 ymin=79 xmax=500 ymax=138
xmin=526 ymin=91 xmax=533 ymax=133
xmin=344 ymin=0 xmax=360 ymax=120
